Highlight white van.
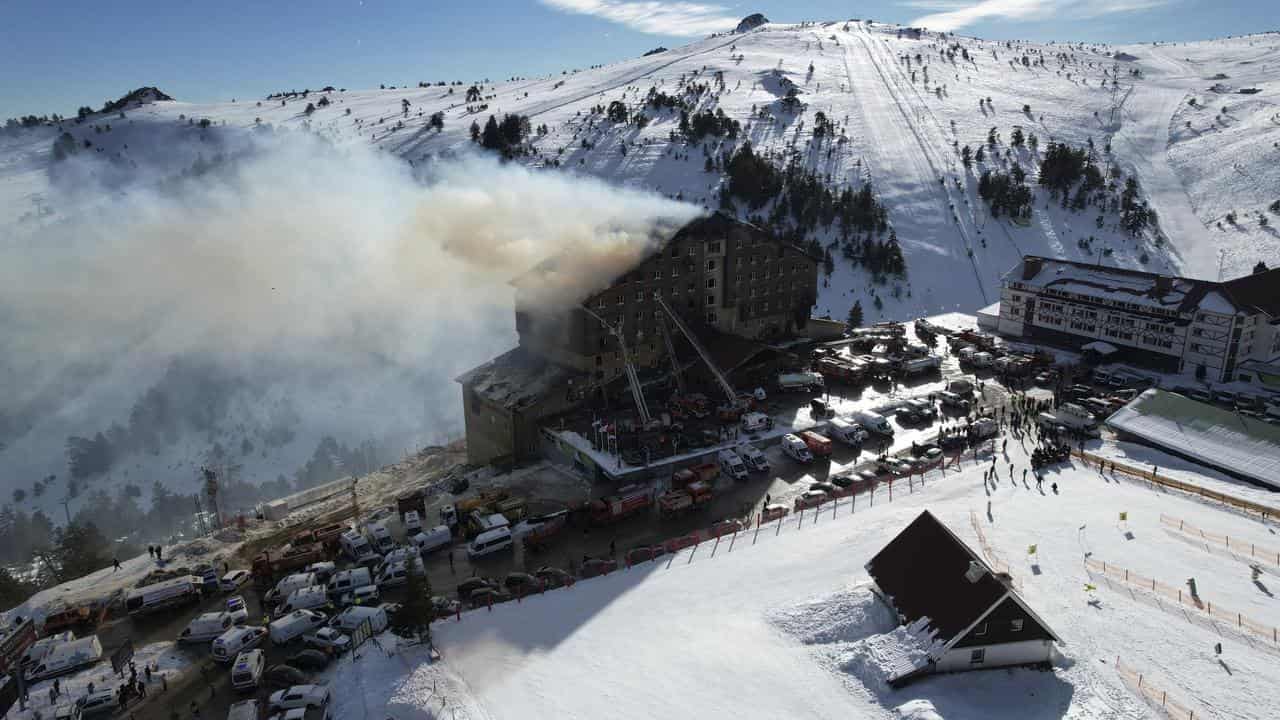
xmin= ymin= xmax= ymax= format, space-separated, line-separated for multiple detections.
xmin=228 ymin=699 xmax=262 ymax=720
xmin=212 ymin=626 xmax=267 ymax=663
xmin=717 ymin=449 xmax=749 ymax=481
xmin=329 ymin=605 xmax=389 ymax=635
xmin=26 ymin=636 xmax=102 ymax=682
xmin=326 ymin=567 xmax=372 ymax=597
xmin=266 ymin=573 xmax=317 ymax=606
xmin=781 ymin=434 xmax=813 ymax=463
xmin=412 ymin=525 xmax=452 ymax=554
xmin=364 ymin=522 xmax=396 ymax=554
xmin=179 ymin=612 xmax=233 ymax=643
xmin=736 ymin=444 xmax=770 ymax=473
xmin=376 ymin=558 xmax=425 ymax=588
xmin=402 ymin=510 xmax=423 ymax=535
xmin=467 ymin=526 xmax=513 ymax=559
xmin=827 ymin=418 xmax=868 ymax=446
xmin=740 ymin=412 xmax=771 ymax=433
xmin=304 ymin=561 xmax=336 ymax=584
xmin=850 ymin=410 xmax=894 ymax=436
xmin=339 ymin=530 xmax=378 ymax=564
xmin=230 ymin=649 xmax=265 ymax=691
xmin=275 ymin=586 xmax=331 ymax=617
xmin=269 ymin=609 xmax=328 ymax=646
xmin=125 ymin=575 xmax=204 ymax=616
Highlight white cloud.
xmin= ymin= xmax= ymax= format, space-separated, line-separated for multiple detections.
xmin=907 ymin=0 xmax=1171 ymax=31
xmin=909 ymin=0 xmax=1051 ymax=31
xmin=539 ymin=0 xmax=740 ymax=37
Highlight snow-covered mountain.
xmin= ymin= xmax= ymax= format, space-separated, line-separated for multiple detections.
xmin=2 ymin=20 xmax=1277 ymax=517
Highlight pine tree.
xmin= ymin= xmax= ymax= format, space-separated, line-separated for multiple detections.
xmin=847 ymin=300 xmax=864 ymax=328
xmin=394 ymin=561 xmax=433 ymax=644
xmin=469 ymin=120 xmax=480 ymax=142
xmin=481 ymin=115 xmax=502 ymax=149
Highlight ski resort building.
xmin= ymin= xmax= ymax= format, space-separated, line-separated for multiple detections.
xmin=866 ymin=511 xmax=1059 ymax=685
xmin=994 ymin=256 xmax=1280 ymax=385
xmin=457 ymin=213 xmax=820 ymax=465
xmin=512 ymin=212 xmax=820 ymax=379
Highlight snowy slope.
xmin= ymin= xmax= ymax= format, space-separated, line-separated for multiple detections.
xmin=7 ymin=25 xmax=1277 ymax=306
xmin=425 ymin=437 xmax=1280 ymax=720
xmin=2 ymin=22 xmax=1277 ymax=512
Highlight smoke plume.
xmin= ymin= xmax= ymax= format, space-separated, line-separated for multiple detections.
xmin=0 ymin=128 xmax=698 ymax=502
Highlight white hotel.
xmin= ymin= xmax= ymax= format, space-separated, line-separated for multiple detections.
xmin=993 ymin=256 xmax=1280 ymax=388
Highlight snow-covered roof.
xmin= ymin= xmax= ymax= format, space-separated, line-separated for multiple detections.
xmin=1006 ymin=256 xmax=1208 ymax=313
xmin=1081 ymin=340 xmax=1118 ymax=355
xmin=1106 ymin=389 xmax=1280 ymax=489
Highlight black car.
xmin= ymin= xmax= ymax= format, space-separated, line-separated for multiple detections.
xmin=287 ymin=650 xmax=331 ymax=671
xmin=266 ymin=664 xmax=309 ymax=689
xmin=534 ymin=566 xmax=572 ymax=589
xmin=455 ymin=577 xmax=494 ymax=600
xmin=503 ymin=572 xmax=540 ymax=592
xmin=829 ymin=474 xmax=854 ymax=489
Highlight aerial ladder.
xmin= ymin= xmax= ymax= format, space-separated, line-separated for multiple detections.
xmin=654 ymin=297 xmax=749 ymax=420
xmin=581 ymin=306 xmax=653 ymax=427
xmin=658 ymin=315 xmax=686 ymax=395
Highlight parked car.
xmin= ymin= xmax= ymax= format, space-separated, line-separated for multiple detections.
xmin=760 ymin=504 xmax=790 ymax=523
xmin=230 ymin=649 xmax=266 ymax=691
xmin=220 ymin=570 xmax=251 ymax=593
xmin=456 ymin=577 xmax=494 ymax=600
xmin=74 ymin=689 xmax=116 ymax=718
xmin=303 ymin=627 xmax=351 ymax=654
xmin=430 ymin=597 xmax=461 ymax=619
xmin=268 ymin=685 xmax=330 ymax=712
xmin=534 ymin=567 xmax=572 ymax=589
xmin=808 ymin=482 xmax=839 ymax=497
xmin=936 ymin=390 xmax=971 ymax=412
xmin=286 ymin=649 xmax=331 ymax=672
xmin=503 ymin=573 xmax=540 ymax=593
xmin=794 ymin=491 xmax=828 ymax=510
xmin=225 ymin=595 xmax=249 ymax=625
xmin=468 ymin=587 xmax=512 ymax=608
xmin=339 ymin=585 xmax=381 ymax=608
xmin=265 ymin=665 xmax=309 ymax=690
xmin=897 ymin=399 xmax=936 ymax=424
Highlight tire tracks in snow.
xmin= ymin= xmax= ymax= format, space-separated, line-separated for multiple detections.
xmin=845 ymin=26 xmax=989 ymax=305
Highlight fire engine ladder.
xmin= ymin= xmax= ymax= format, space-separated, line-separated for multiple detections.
xmin=582 ymin=305 xmax=652 ymax=426
xmin=658 ymin=315 xmax=685 ymax=394
xmin=655 ymin=297 xmax=738 ymax=407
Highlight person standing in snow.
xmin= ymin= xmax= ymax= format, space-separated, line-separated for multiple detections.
xmin=113 ymin=557 xmax=121 ymax=571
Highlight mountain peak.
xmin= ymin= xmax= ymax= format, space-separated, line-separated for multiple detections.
xmin=101 ymin=87 xmax=174 ymax=114
xmin=736 ymin=13 xmax=768 ymax=33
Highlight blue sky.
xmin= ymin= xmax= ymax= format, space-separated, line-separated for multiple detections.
xmin=2 ymin=0 xmax=1272 ymax=120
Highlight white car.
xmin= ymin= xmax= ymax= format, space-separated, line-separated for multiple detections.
xmin=225 ymin=595 xmax=249 ymax=625
xmin=220 ymin=570 xmax=251 ymax=593
xmin=377 ymin=546 xmax=417 ymax=572
xmin=268 ymin=685 xmax=331 ymax=712
xmin=340 ymin=584 xmax=381 ymax=607
xmin=303 ymin=627 xmax=351 ymax=653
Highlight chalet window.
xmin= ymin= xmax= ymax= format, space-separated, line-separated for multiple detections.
xmin=974 ymin=623 xmax=988 ymax=637
xmin=970 ymin=649 xmax=985 ymax=665
xmin=1010 ymin=619 xmax=1024 ymax=632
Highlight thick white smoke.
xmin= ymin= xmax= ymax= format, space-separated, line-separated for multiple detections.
xmin=0 ymin=129 xmax=698 ymax=500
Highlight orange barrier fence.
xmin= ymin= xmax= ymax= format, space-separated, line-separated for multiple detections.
xmin=1085 ymin=557 xmax=1280 ymax=646
xmin=1073 ymin=450 xmax=1280 ymax=521
xmin=1115 ymin=656 xmax=1201 ymax=720
xmin=969 ymin=509 xmax=1016 ymax=584
xmin=1159 ymin=514 xmax=1280 ymax=567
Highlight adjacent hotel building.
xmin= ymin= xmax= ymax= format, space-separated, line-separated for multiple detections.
xmin=995 ymin=256 xmax=1280 ymax=386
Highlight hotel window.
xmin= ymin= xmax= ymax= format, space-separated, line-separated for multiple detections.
xmin=652 ymin=270 xmax=662 ymax=280
xmin=708 ymin=241 xmax=721 ymax=254
xmin=706 ymin=278 xmax=716 ymax=289
xmin=706 ymin=311 xmax=718 ymax=324
xmin=635 ymin=290 xmax=644 ymax=302
xmin=707 ymin=259 xmax=717 ymax=271
xmin=706 ymin=294 xmax=715 ymax=306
